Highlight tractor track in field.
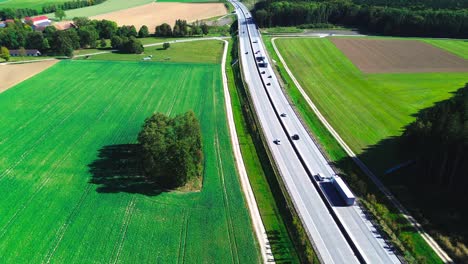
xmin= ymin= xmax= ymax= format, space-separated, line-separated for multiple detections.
xmin=177 ymin=209 xmax=189 ymax=264
xmin=214 ymin=89 xmax=240 ymax=264
xmin=0 ymin=77 xmax=116 ymax=182
xmin=42 ymin=72 xmax=146 ymax=263
xmin=110 ymin=197 xmax=137 ymax=264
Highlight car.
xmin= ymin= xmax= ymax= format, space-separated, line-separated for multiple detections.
xmin=268 ymin=75 xmax=272 ymax=78
xmin=261 ymin=71 xmax=265 ymax=74
xmin=292 ymin=134 xmax=300 ymax=140
xmin=280 ymin=113 xmax=287 ymax=117
xmin=253 ymin=40 xmax=258 ymax=43
xmin=266 ymin=83 xmax=271 ymax=86
xmin=245 ymin=51 xmax=248 ymax=54
xmin=273 ymin=139 xmax=281 ymax=145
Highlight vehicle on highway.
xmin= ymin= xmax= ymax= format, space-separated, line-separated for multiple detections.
xmin=261 ymin=71 xmax=265 ymax=74
xmin=280 ymin=113 xmax=287 ymax=117
xmin=253 ymin=40 xmax=258 ymax=43
xmin=266 ymin=83 xmax=271 ymax=86
xmin=332 ymin=176 xmax=356 ymax=206
xmin=273 ymin=139 xmax=281 ymax=145
xmin=268 ymin=75 xmax=272 ymax=78
xmin=245 ymin=51 xmax=248 ymax=54
xmin=292 ymin=134 xmax=300 ymax=140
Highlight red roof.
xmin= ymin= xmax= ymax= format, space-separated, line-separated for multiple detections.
xmin=25 ymin=16 xmax=49 ymax=22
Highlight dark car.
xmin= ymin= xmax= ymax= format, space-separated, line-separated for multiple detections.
xmin=292 ymin=134 xmax=300 ymax=140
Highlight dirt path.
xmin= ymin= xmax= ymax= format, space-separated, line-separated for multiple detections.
xmin=0 ymin=60 xmax=58 ymax=93
xmin=89 ymin=2 xmax=227 ymax=33
xmin=220 ymin=40 xmax=274 ymax=263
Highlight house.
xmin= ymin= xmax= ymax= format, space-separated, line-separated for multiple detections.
xmin=9 ymin=49 xmax=42 ymax=57
xmin=0 ymin=22 xmax=5 ymax=28
xmin=24 ymin=16 xmax=51 ymax=27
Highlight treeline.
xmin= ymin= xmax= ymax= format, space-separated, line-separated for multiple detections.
xmin=0 ymin=8 xmax=38 ymax=20
xmin=42 ymin=0 xmax=106 ymax=14
xmin=155 ymin=19 xmax=209 ymax=37
xmin=403 ymin=84 xmax=467 ymax=198
xmin=352 ymin=0 xmax=468 ymax=10
xmin=0 ymin=17 xmax=144 ymax=57
xmin=0 ymin=0 xmax=107 ymax=20
xmin=253 ymin=0 xmax=468 ymax=38
xmin=138 ymin=111 xmax=203 ymax=188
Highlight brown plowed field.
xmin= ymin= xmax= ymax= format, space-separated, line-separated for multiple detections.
xmin=331 ymin=38 xmax=468 ymax=73
xmin=90 ymin=2 xmax=227 ymax=33
xmin=0 ymin=60 xmax=58 ymax=93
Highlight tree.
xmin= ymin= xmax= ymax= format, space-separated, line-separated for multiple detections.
xmin=18 ymin=47 xmax=26 ymax=57
xmin=0 ymin=46 xmax=10 ymax=61
xmin=110 ymin=35 xmax=122 ymax=49
xmin=99 ymin=38 xmax=107 ymax=48
xmin=95 ymin=19 xmax=117 ymax=39
xmin=78 ymin=26 xmax=98 ymax=48
xmin=25 ymin=31 xmax=45 ymax=50
xmin=163 ymin=42 xmax=170 ymax=49
xmin=72 ymin=17 xmax=91 ymax=27
xmin=138 ymin=25 xmax=149 ymax=38
xmin=122 ymin=37 xmax=143 ymax=54
xmin=201 ymin=23 xmax=209 ymax=35
xmin=55 ymin=9 xmax=66 ymax=21
xmin=155 ymin=23 xmax=172 ymax=37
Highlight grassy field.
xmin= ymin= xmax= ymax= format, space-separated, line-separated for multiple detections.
xmin=423 ymin=39 xmax=468 ymax=59
xmin=0 ymin=0 xmax=69 ymax=10
xmin=157 ymin=0 xmax=220 ymax=2
xmin=274 ymin=37 xmax=467 ymax=159
xmin=0 ymin=60 xmax=260 ymax=262
xmin=46 ymin=0 xmax=153 ymax=19
xmin=83 ymin=40 xmax=224 ymax=64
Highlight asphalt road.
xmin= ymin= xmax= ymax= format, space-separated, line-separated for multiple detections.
xmin=231 ymin=1 xmax=401 ymax=263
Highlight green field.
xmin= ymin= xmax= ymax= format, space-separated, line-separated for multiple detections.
xmin=423 ymin=39 xmax=468 ymax=59
xmin=157 ymin=0 xmax=220 ymax=3
xmin=0 ymin=60 xmax=260 ymax=262
xmin=0 ymin=0 xmax=70 ymax=10
xmin=274 ymin=38 xmax=467 ymax=160
xmin=84 ymin=40 xmax=224 ymax=64
xmin=46 ymin=0 xmax=153 ymax=18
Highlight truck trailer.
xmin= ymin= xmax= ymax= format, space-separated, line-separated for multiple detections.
xmin=331 ymin=176 xmax=355 ymax=206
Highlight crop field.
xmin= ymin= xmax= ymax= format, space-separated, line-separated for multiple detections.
xmin=0 ymin=60 xmax=58 ymax=93
xmin=85 ymin=40 xmax=224 ymax=64
xmin=331 ymin=38 xmax=468 ymax=73
xmin=0 ymin=60 xmax=259 ymax=262
xmin=89 ymin=2 xmax=227 ymax=33
xmin=423 ymin=39 xmax=468 ymax=59
xmin=46 ymin=0 xmax=153 ymax=18
xmin=274 ymin=37 xmax=467 ymax=169
xmin=0 ymin=0 xmax=70 ymax=10
xmin=157 ymin=0 xmax=221 ymax=2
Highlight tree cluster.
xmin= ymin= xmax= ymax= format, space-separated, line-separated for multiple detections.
xmin=138 ymin=111 xmax=203 ymax=188
xmin=0 ymin=17 xmax=146 ymax=57
xmin=253 ymin=0 xmax=468 ymax=38
xmin=155 ymin=20 xmax=209 ymax=37
xmin=402 ymin=83 xmax=467 ymax=199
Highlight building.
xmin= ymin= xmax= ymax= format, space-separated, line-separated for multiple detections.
xmin=9 ymin=49 xmax=42 ymax=57
xmin=24 ymin=16 xmax=51 ymax=28
xmin=0 ymin=22 xmax=5 ymax=28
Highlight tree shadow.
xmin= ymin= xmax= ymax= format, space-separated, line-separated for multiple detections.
xmin=88 ymin=144 xmax=163 ymax=196
xmin=331 ymin=86 xmax=468 ymax=246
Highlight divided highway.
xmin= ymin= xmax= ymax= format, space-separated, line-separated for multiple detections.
xmin=231 ymin=1 xmax=401 ymax=263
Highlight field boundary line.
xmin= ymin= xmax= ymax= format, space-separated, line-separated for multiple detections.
xmin=220 ymin=39 xmax=274 ymax=263
xmin=271 ymin=36 xmax=454 ymax=263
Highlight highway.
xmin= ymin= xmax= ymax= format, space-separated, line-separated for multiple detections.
xmin=231 ymin=1 xmax=401 ymax=263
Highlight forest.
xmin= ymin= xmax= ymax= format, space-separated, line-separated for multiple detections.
xmin=403 ymin=84 xmax=467 ymax=201
xmin=253 ymin=0 xmax=468 ymax=38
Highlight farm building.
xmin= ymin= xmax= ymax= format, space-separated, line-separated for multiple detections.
xmin=9 ymin=49 xmax=42 ymax=57
xmin=24 ymin=16 xmax=51 ymax=28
